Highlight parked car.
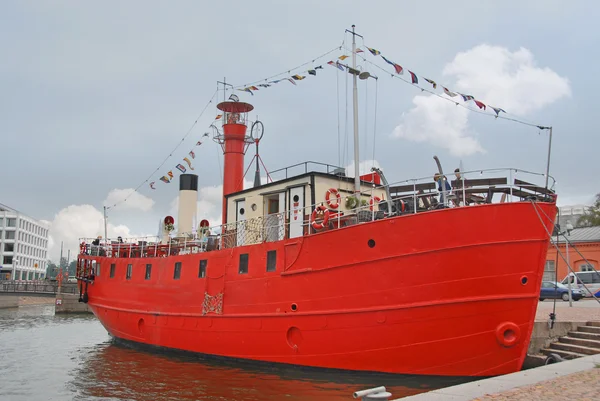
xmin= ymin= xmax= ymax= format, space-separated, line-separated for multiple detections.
xmin=540 ymin=281 xmax=585 ymax=301
xmin=560 ymin=271 xmax=600 ymax=297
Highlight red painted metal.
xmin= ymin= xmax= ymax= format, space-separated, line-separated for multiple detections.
xmin=80 ymin=201 xmax=557 ymax=377
xmin=221 ymin=123 xmax=248 ymax=225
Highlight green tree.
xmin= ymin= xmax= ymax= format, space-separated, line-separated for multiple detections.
xmin=576 ymin=193 xmax=600 ymax=227
xmin=46 ymin=260 xmax=58 ymax=279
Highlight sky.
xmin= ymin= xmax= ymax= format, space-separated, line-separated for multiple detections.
xmin=1 ymin=1 xmax=597 ymax=261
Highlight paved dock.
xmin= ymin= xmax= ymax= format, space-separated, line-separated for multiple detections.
xmin=535 ymin=299 xmax=600 ymax=322
xmin=395 ymin=354 xmax=599 ymax=400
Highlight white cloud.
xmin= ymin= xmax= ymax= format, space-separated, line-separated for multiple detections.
xmin=443 ymin=45 xmax=571 ymax=115
xmin=392 ymin=96 xmax=483 ymax=157
xmin=47 ymin=204 xmax=150 ymax=262
xmin=104 ymin=188 xmax=155 ymax=212
xmin=392 ymin=44 xmax=571 ymax=155
xmin=345 ymin=159 xmax=382 ymax=177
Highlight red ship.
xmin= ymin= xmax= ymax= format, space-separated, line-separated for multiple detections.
xmin=76 ymin=33 xmax=558 ymax=377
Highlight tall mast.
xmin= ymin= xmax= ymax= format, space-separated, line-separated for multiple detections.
xmin=350 ymin=25 xmax=361 ymax=200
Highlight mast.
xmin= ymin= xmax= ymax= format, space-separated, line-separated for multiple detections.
xmin=350 ymin=25 xmax=361 ymax=200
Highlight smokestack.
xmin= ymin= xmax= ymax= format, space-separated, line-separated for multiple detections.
xmin=177 ymin=174 xmax=198 ymax=236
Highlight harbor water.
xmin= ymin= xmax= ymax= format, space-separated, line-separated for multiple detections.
xmin=0 ymin=304 xmax=472 ymax=401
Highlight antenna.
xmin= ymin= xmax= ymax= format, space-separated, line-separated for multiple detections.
xmin=217 ymin=78 xmax=233 ymax=102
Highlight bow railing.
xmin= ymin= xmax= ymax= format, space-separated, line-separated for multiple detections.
xmin=79 ymin=168 xmax=555 ymax=259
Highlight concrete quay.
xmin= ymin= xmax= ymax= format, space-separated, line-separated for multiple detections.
xmin=393 ymin=354 xmax=599 ymax=401
xmin=55 ymin=293 xmax=91 ymax=314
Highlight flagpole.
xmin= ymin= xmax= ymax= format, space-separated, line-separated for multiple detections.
xmin=347 ymin=24 xmax=363 ymax=202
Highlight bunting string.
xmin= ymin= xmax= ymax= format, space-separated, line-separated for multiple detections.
xmin=232 ymin=45 xmax=342 ymax=95
xmin=105 ymin=89 xmax=219 ymax=210
xmin=345 ymin=44 xmax=549 ymax=130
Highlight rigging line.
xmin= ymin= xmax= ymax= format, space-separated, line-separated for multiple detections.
xmin=534 ymin=201 xmax=600 ymax=279
xmin=363 ymin=70 xmax=369 ymax=165
xmin=372 ymin=78 xmax=378 ymax=165
xmin=337 ymin=64 xmax=341 ymax=167
xmin=347 ymin=48 xmax=550 ymax=130
xmin=106 ymin=89 xmax=219 ymax=210
xmin=530 ymin=201 xmax=600 ymax=304
xmin=232 ymin=45 xmax=342 ymax=89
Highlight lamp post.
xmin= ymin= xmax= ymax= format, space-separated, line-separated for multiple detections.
xmin=560 ymin=221 xmax=574 ymax=307
xmin=12 ymin=258 xmax=19 ymax=281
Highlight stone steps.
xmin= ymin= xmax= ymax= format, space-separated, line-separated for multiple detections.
xmin=568 ymin=330 xmax=600 ymax=341
xmin=559 ymin=336 xmax=600 ymax=349
xmin=539 ymin=321 xmax=600 ymax=362
xmin=548 ymin=341 xmax=600 ymax=356
xmin=540 ymin=348 xmax=587 ymax=360
xmin=578 ymin=325 xmax=600 ymax=334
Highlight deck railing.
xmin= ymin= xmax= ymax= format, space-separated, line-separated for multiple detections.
xmin=78 ymin=168 xmax=555 ymax=260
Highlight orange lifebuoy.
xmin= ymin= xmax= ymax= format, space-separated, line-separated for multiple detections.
xmin=369 ymin=196 xmax=382 ymax=211
xmin=325 ymin=188 xmax=341 ymax=209
xmin=311 ymin=205 xmax=330 ymax=230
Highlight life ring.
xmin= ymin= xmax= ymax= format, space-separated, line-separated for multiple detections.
xmin=311 ymin=205 xmax=330 ymax=230
xmin=369 ymin=196 xmax=382 ymax=211
xmin=325 ymin=188 xmax=341 ymax=209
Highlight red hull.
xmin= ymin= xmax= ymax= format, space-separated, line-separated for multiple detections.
xmin=81 ymin=201 xmax=556 ymax=376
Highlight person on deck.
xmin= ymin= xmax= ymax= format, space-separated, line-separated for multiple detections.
xmin=433 ymin=173 xmax=452 ymax=206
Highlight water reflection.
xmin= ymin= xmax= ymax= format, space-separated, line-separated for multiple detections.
xmin=72 ymin=340 xmax=472 ymax=401
xmin=0 ymin=306 xmax=475 ymax=401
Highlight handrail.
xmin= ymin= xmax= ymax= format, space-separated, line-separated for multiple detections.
xmin=78 ymin=167 xmax=555 ymax=260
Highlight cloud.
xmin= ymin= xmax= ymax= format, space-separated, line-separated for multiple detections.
xmin=103 ymin=188 xmax=155 ymax=212
xmin=392 ymin=96 xmax=483 ymax=157
xmin=345 ymin=159 xmax=382 ymax=177
xmin=392 ymin=44 xmax=571 ymax=155
xmin=47 ymin=204 xmax=137 ymax=262
xmin=443 ymin=45 xmax=571 ymax=115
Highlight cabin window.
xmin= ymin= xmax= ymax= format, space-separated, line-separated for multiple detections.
xmin=199 ymin=260 xmax=207 ymax=278
xmin=266 ymin=250 xmax=277 ymax=272
xmin=174 ymin=262 xmax=182 ymax=279
xmin=126 ymin=264 xmax=132 ymax=279
xmin=268 ymin=198 xmax=279 ymax=214
xmin=94 ymin=262 xmax=100 ymax=276
xmin=110 ymin=263 xmax=115 ymax=278
xmin=239 ymin=254 xmax=249 ymax=274
xmin=145 ymin=264 xmax=152 ymax=280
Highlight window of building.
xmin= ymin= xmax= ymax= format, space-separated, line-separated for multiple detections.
xmin=543 ymin=260 xmax=556 ymax=282
xmin=5 ymin=231 xmax=15 ymax=240
xmin=239 ymin=254 xmax=249 ymax=274
xmin=0 ymin=218 xmax=3 ymax=227
xmin=110 ymin=263 xmax=116 ymax=278
xmin=126 ymin=264 xmax=132 ymax=279
xmin=7 ymin=218 xmax=15 ymax=227
xmin=4 ymin=243 xmax=14 ymax=252
xmin=3 ymin=256 xmax=12 ymax=265
xmin=145 ymin=264 xmax=152 ymax=280
xmin=266 ymin=250 xmax=277 ymax=272
xmin=580 ymin=264 xmax=595 ymax=272
xmin=174 ymin=262 xmax=182 ymax=279
xmin=199 ymin=260 xmax=207 ymax=278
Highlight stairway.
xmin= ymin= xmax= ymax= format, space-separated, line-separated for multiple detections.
xmin=541 ymin=321 xmax=600 ymax=360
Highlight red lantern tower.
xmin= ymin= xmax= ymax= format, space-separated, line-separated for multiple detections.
xmin=214 ymin=98 xmax=254 ymax=225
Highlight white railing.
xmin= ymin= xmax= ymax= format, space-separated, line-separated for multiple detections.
xmin=78 ymin=168 xmax=555 ymax=258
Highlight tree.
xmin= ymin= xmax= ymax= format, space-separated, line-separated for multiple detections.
xmin=46 ymin=260 xmax=58 ymax=279
xmin=576 ymin=193 xmax=600 ymax=227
